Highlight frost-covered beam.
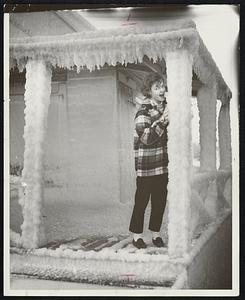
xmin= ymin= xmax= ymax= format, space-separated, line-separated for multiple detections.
xmin=218 ymin=102 xmax=232 ymax=170
xmin=19 ymin=60 xmax=52 ymax=249
xmin=11 ymin=19 xmax=196 ymax=43
xmin=166 ymin=49 xmax=193 ymax=258
xmin=10 ymin=21 xmax=231 ymax=106
xmin=10 ymin=28 xmax=199 ymax=72
xmin=197 ymin=84 xmax=217 ymax=171
xmin=193 ymin=37 xmax=232 ymax=105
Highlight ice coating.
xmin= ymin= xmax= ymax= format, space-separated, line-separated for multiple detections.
xmin=9 ymin=20 xmax=232 ymax=255
xmin=197 ymin=84 xmax=217 ymax=171
xmin=19 ymin=60 xmax=52 ymax=248
xmin=9 ymin=21 xmax=231 ymax=102
xmin=165 ymin=49 xmax=193 ymax=257
xmin=10 ymin=208 xmax=230 ymax=289
xmin=218 ymin=104 xmax=232 ymax=170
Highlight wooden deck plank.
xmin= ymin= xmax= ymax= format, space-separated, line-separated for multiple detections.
xmin=85 ymin=238 xmax=109 ymax=251
xmin=12 ymin=235 xmax=168 ymax=256
xmin=94 ymin=237 xmax=120 ymax=251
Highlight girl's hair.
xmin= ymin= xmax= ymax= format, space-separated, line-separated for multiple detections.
xmin=141 ymin=72 xmax=167 ymax=98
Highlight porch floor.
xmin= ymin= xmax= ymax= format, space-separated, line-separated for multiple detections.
xmin=10 ymin=234 xmax=179 ymax=289
xmin=43 ymin=234 xmax=169 ymax=255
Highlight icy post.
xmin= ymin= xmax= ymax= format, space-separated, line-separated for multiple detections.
xmin=166 ymin=49 xmax=193 ymax=258
xmin=197 ymin=83 xmax=217 ymax=171
xmin=19 ymin=59 xmax=52 ymax=249
xmin=218 ymin=102 xmax=232 ymax=170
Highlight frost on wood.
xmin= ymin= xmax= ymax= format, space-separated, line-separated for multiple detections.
xmin=11 ymin=19 xmax=196 ymax=43
xmin=189 ymin=170 xmax=232 ymax=239
xmin=10 ymin=28 xmax=199 ymax=73
xmin=218 ymin=103 xmax=232 ymax=170
xmin=9 ymin=21 xmax=231 ymax=103
xmin=197 ymin=84 xmax=217 ymax=171
xmin=8 ymin=19 xmax=233 ymax=259
xmin=10 ymin=22 xmax=200 ymax=73
xmin=19 ymin=60 xmax=52 ymax=249
xmin=189 ymin=189 xmax=212 ymax=240
xmin=171 ymin=269 xmax=188 ymax=289
xmin=192 ymin=37 xmax=232 ymax=103
xmin=166 ymin=49 xmax=193 ymax=257
xmin=11 ymin=251 xmax=184 ymax=286
xmin=9 ymin=208 xmax=231 ymax=288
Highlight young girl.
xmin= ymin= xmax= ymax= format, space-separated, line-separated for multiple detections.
xmin=129 ymin=72 xmax=169 ymax=249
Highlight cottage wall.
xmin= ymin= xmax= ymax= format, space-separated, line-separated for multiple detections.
xmin=10 ymin=67 xmax=139 ymax=241
xmin=59 ymin=69 xmax=120 ymax=201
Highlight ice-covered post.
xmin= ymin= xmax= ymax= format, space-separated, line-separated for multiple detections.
xmin=197 ymin=84 xmax=217 ymax=171
xmin=217 ymin=92 xmax=232 ymax=206
xmin=19 ymin=59 xmax=52 ymax=249
xmin=218 ymin=98 xmax=232 ymax=170
xmin=165 ymin=49 xmax=193 ymax=257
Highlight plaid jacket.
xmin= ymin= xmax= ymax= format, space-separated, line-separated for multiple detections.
xmin=134 ymin=102 xmax=168 ymax=177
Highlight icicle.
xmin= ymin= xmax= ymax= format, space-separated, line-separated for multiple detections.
xmin=10 ymin=27 xmax=200 ymax=75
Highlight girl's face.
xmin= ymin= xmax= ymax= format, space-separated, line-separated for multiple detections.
xmin=150 ymin=80 xmax=166 ymax=103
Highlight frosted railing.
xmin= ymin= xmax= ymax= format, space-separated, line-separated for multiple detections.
xmin=189 ymin=170 xmax=231 ymax=240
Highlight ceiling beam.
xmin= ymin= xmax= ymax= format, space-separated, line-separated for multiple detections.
xmin=142 ymin=56 xmax=165 ymax=75
xmin=118 ymin=68 xmax=143 ymax=86
xmin=120 ymin=64 xmax=150 ymax=73
xmin=54 ymin=11 xmax=96 ymax=31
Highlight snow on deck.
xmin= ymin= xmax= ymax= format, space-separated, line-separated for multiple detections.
xmin=10 ymin=208 xmax=231 ymax=290
xmin=9 ymin=209 xmax=231 ymax=291
xmin=10 ymin=235 xmax=180 ymax=289
xmin=10 ymin=177 xmax=169 ymax=245
xmin=9 ymin=171 xmax=231 ymax=289
xmin=10 ymin=274 xmax=138 ymax=290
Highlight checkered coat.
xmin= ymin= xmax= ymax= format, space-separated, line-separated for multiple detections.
xmin=134 ymin=103 xmax=168 ymax=177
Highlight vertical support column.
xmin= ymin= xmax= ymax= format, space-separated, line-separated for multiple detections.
xmin=197 ymin=84 xmax=217 ymax=171
xmin=218 ymin=102 xmax=232 ymax=170
xmin=165 ymin=49 xmax=193 ymax=257
xmin=19 ymin=60 xmax=52 ymax=249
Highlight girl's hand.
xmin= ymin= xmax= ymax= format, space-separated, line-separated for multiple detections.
xmin=162 ymin=106 xmax=169 ymax=124
xmin=151 ymin=107 xmax=169 ymax=127
xmin=151 ymin=119 xmax=161 ymax=127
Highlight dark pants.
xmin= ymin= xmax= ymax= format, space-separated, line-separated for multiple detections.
xmin=129 ymin=174 xmax=168 ymax=234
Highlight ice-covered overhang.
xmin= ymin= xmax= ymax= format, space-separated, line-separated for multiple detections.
xmin=9 ymin=18 xmax=231 ymax=102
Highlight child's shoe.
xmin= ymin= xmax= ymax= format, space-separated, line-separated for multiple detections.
xmin=132 ymin=238 xmax=147 ymax=249
xmin=152 ymin=237 xmax=165 ymax=248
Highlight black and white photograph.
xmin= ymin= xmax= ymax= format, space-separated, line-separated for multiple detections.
xmin=4 ymin=3 xmax=239 ymax=296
